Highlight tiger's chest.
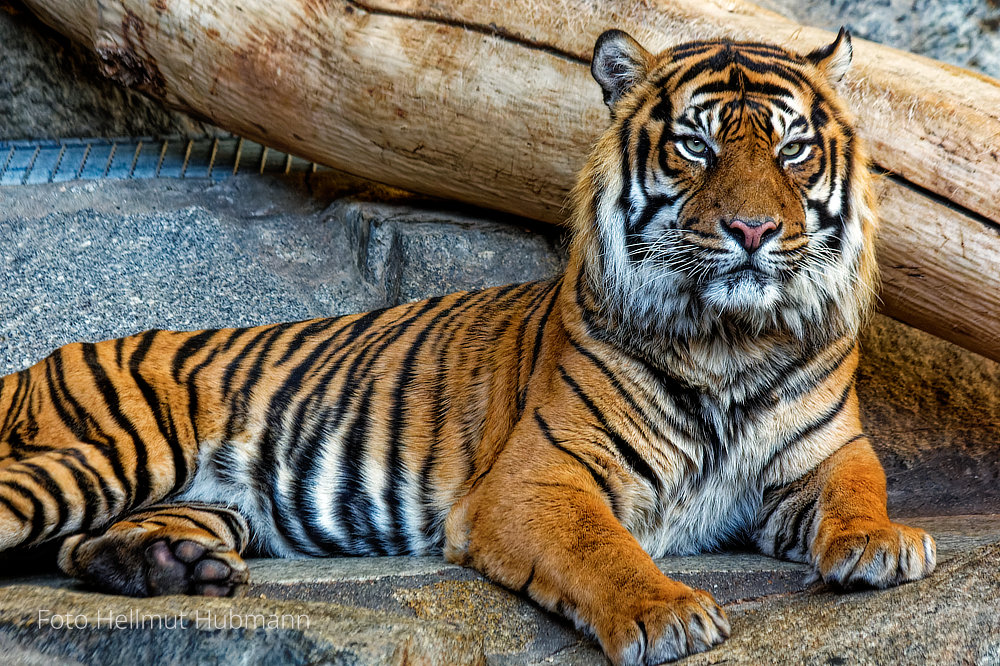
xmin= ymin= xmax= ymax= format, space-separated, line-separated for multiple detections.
xmin=624 ymin=387 xmax=799 ymax=558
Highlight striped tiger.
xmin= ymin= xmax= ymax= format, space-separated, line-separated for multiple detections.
xmin=0 ymin=27 xmax=936 ymax=664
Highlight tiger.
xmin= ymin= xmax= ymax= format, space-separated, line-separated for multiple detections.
xmin=0 ymin=27 xmax=936 ymax=664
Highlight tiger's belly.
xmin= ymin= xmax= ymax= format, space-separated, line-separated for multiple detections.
xmin=175 ymin=430 xmax=461 ymax=559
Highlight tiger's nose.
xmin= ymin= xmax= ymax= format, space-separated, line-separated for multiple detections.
xmin=726 ymin=218 xmax=779 ymax=253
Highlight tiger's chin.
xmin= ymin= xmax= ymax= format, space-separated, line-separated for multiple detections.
xmin=702 ymin=269 xmax=782 ymax=319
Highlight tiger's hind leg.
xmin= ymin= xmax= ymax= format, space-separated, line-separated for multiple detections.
xmin=58 ymin=502 xmax=249 ymax=597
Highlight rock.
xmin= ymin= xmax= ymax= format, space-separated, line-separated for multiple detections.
xmin=757 ymin=0 xmax=1000 ymax=80
xmin=0 ymin=177 xmax=384 ymax=372
xmin=859 ymin=316 xmax=1000 ymax=517
xmin=0 ymin=1 xmax=219 ymax=140
xmin=679 ymin=540 xmax=1000 ymax=665
xmin=0 ymin=585 xmax=485 ymax=665
xmin=335 ymin=198 xmax=566 ymax=306
xmin=3 ymin=517 xmax=999 ymax=665
xmin=0 ymin=179 xmax=564 ymax=374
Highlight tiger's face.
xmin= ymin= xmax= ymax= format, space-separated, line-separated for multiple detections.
xmin=575 ymin=30 xmax=878 ymax=345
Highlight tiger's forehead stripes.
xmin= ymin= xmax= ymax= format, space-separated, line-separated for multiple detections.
xmin=612 ymin=44 xmax=859 ymax=192
xmin=642 ymin=42 xmax=842 ymax=135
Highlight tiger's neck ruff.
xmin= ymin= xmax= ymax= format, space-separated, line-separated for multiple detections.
xmin=566 ymin=30 xmax=879 ymax=385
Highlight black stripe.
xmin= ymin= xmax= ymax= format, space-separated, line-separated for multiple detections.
xmin=171 ymin=329 xmax=221 ymax=383
xmin=413 ymin=284 xmax=532 ymax=547
xmin=152 ymin=510 xmax=219 ymax=536
xmin=616 ymin=112 xmax=636 ymax=235
xmin=534 ymin=410 xmax=620 ymax=518
xmin=0 ymin=494 xmax=28 ymax=522
xmin=114 ymin=337 xmax=126 ymax=369
xmin=519 ymin=564 xmax=536 ymax=595
xmin=0 ymin=371 xmax=29 ymax=441
xmin=513 ymin=283 xmax=555 ymax=415
xmin=2 ymin=479 xmax=46 ymax=543
xmin=777 ymin=495 xmax=815 ymax=556
xmin=336 ymin=389 xmax=385 ymax=555
xmin=288 ymin=300 xmax=444 ymax=554
xmin=14 ymin=462 xmax=69 ymax=534
xmin=259 ymin=307 xmax=392 ymax=551
xmin=45 ymin=353 xmax=88 ymax=440
xmin=567 ymin=337 xmax=677 ymax=438
xmin=81 ymin=343 xmax=152 ymax=506
xmin=557 ymin=367 xmax=660 ymax=494
xmin=51 ymin=455 xmax=100 ymax=531
xmin=275 ymin=318 xmax=343 ymax=367
xmin=517 ymin=280 xmax=562 ymax=415
xmin=182 ymin=329 xmax=254 ymax=448
xmin=129 ymin=330 xmax=189 ymax=494
xmin=777 ymin=343 xmax=855 ymax=401
xmin=325 ymin=300 xmax=453 ymax=554
xmin=761 ymin=470 xmax=815 ymax=556
xmin=222 ymin=323 xmax=296 ymax=444
xmin=774 ymin=382 xmax=854 ymax=462
xmin=211 ymin=507 xmax=247 ymax=547
xmin=220 ymin=328 xmax=273 ymax=400
xmin=46 ymin=350 xmax=133 ymax=506
xmin=59 ymin=450 xmax=114 ymax=528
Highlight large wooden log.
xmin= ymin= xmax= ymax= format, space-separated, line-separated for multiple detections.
xmin=19 ymin=0 xmax=1000 ymax=360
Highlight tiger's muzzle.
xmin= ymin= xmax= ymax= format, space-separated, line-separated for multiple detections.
xmin=724 ymin=217 xmax=780 ymax=253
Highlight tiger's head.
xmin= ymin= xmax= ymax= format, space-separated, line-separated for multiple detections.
xmin=571 ymin=29 xmax=878 ymax=348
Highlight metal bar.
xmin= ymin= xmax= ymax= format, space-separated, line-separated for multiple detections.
xmin=0 ymin=137 xmax=323 ymax=185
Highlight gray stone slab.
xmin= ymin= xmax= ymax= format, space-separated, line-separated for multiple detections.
xmin=0 ymin=585 xmax=485 ymax=665
xmin=0 ymin=178 xmax=563 ymax=375
xmin=680 ymin=541 xmax=1000 ymax=666
xmin=335 ymin=198 xmax=566 ymax=305
xmin=0 ymin=177 xmax=381 ymax=373
xmin=1 ymin=516 xmax=998 ymax=665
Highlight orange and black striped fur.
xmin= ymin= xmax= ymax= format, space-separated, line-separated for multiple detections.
xmin=0 ymin=29 xmax=935 ymax=664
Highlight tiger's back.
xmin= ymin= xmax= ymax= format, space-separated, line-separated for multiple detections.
xmin=0 ymin=279 xmax=564 ymax=557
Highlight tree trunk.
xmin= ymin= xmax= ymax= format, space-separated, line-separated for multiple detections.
xmin=19 ymin=0 xmax=1000 ymax=361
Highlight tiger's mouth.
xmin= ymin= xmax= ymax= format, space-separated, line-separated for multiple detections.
xmin=701 ymin=262 xmax=782 ymax=313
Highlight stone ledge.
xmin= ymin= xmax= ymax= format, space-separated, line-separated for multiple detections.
xmin=2 ymin=516 xmax=996 ymax=665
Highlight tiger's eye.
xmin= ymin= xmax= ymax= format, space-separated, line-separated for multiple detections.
xmin=683 ymin=138 xmax=708 ymax=155
xmin=781 ymin=142 xmax=805 ymax=158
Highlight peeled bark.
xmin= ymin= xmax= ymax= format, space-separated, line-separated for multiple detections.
xmin=19 ymin=0 xmax=1000 ymax=361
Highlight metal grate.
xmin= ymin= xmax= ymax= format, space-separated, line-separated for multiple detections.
xmin=0 ymin=137 xmax=331 ymax=186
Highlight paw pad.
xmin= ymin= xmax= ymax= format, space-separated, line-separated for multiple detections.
xmin=145 ymin=539 xmax=248 ymax=597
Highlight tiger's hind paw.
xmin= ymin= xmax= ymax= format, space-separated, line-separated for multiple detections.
xmin=60 ymin=524 xmax=249 ymax=598
xmin=814 ymin=521 xmax=936 ymax=589
xmin=145 ymin=538 xmax=248 ymax=597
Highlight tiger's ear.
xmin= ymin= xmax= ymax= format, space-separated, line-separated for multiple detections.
xmin=806 ymin=27 xmax=853 ymax=83
xmin=592 ymin=30 xmax=652 ymax=109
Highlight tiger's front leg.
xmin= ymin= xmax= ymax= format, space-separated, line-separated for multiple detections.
xmin=756 ymin=436 xmax=936 ymax=589
xmin=445 ymin=423 xmax=729 ymax=666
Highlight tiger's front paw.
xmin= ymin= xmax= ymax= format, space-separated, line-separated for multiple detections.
xmin=813 ymin=520 xmax=936 ymax=589
xmin=597 ymin=583 xmax=730 ymax=665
